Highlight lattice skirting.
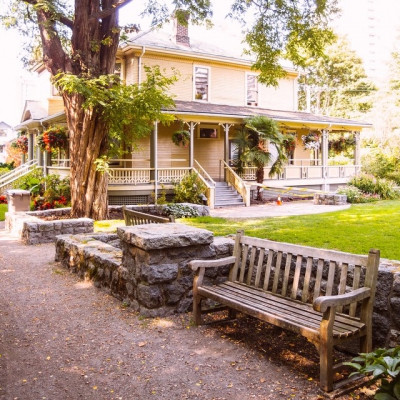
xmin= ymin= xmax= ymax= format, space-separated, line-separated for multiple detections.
xmin=108 ymin=195 xmax=150 ymax=206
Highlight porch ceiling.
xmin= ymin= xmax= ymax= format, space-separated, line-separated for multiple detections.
xmin=164 ymin=100 xmax=372 ymax=131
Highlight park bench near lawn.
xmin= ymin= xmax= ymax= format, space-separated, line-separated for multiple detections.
xmin=122 ymin=206 xmax=175 ymax=226
xmin=189 ymin=230 xmax=380 ymax=392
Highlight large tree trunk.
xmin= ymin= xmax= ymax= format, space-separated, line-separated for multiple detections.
xmin=64 ymin=92 xmax=109 ymax=219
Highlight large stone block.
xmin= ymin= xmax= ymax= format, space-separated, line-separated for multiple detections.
xmin=137 ymin=284 xmax=162 ymax=309
xmin=141 ymin=263 xmax=179 ymax=284
xmin=117 ymin=223 xmax=213 ymax=251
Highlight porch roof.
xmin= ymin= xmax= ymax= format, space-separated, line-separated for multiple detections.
xmin=165 ymin=100 xmax=372 ymax=131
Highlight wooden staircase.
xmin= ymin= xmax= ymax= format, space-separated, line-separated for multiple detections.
xmin=214 ymin=182 xmax=245 ymax=208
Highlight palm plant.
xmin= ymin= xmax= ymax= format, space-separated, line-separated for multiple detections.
xmin=233 ymin=116 xmax=287 ymax=200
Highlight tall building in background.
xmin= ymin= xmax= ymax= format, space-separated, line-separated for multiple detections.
xmin=335 ymin=0 xmax=400 ymax=79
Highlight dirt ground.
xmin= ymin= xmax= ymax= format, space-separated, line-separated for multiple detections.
xmin=0 ymin=230 xmax=373 ymax=400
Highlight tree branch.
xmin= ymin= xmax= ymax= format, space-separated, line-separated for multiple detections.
xmin=89 ymin=0 xmax=133 ymax=22
xmin=22 ymin=0 xmax=74 ymax=30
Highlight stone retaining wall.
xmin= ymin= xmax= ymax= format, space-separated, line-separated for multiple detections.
xmin=55 ymin=226 xmax=234 ymax=317
xmin=5 ymin=208 xmax=93 ymax=245
xmin=54 ymin=224 xmax=400 ymax=348
xmin=314 ymin=193 xmax=347 ymax=205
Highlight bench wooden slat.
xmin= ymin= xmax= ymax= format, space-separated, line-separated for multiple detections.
xmin=302 ymin=257 xmax=313 ymax=303
xmin=240 ymin=236 xmax=370 ymax=266
xmin=272 ymin=251 xmax=283 ymax=293
xmin=254 ymin=248 xmax=265 ymax=288
xmin=291 ymin=254 xmax=303 ymax=299
xmin=199 ymin=283 xmax=364 ymax=339
xmin=281 ymin=253 xmax=292 ymax=297
xmin=239 ymin=244 xmax=249 ymax=283
xmin=350 ymin=266 xmax=361 ymax=317
xmin=313 ymin=258 xmax=324 ymax=299
xmin=220 ymin=281 xmax=365 ymax=332
xmin=262 ymin=249 xmax=273 ymax=291
xmin=326 ymin=261 xmax=336 ymax=296
xmin=337 ymin=263 xmax=349 ymax=313
xmin=246 ymin=246 xmax=257 ymax=286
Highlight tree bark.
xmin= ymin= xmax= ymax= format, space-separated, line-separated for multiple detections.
xmin=63 ymin=92 xmax=109 ymax=219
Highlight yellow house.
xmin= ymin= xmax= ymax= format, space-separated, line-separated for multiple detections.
xmin=9 ymin=21 xmax=370 ymax=208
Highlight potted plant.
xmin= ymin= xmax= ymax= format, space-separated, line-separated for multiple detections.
xmin=11 ymin=134 xmax=28 ymax=154
xmin=172 ymin=130 xmax=190 ymax=147
xmin=282 ymin=133 xmax=297 ymax=154
xmin=301 ymin=132 xmax=321 ymax=150
xmin=38 ymin=126 xmax=68 ymax=151
xmin=329 ymin=135 xmax=356 ymax=154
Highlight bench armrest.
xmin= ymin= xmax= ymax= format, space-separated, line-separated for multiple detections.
xmin=313 ymin=287 xmax=371 ymax=313
xmin=189 ymin=256 xmax=236 ymax=272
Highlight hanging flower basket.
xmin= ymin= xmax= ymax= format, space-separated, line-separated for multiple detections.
xmin=38 ymin=126 xmax=68 ymax=151
xmin=172 ymin=130 xmax=190 ymax=147
xmin=282 ymin=134 xmax=297 ymax=154
xmin=11 ymin=135 xmax=28 ymax=154
xmin=301 ymin=133 xmax=321 ymax=150
xmin=329 ymin=135 xmax=356 ymax=154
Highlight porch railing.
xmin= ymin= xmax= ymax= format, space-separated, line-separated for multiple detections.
xmin=0 ymin=160 xmax=39 ymax=194
xmin=158 ymin=168 xmax=191 ymax=184
xmin=193 ymin=160 xmax=216 ymax=208
xmin=220 ymin=160 xmax=251 ymax=207
xmin=108 ymin=168 xmax=152 ymax=185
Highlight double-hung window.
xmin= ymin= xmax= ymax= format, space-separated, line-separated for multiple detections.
xmin=194 ymin=66 xmax=210 ymax=101
xmin=246 ymin=74 xmax=258 ymax=106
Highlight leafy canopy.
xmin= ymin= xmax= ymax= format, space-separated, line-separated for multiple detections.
xmin=2 ymin=0 xmax=338 ymax=87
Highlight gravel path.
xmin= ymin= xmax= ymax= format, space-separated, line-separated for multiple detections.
xmin=0 ymin=228 xmax=363 ymax=400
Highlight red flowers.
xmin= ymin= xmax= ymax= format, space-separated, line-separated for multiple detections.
xmin=37 ymin=126 xmax=68 ymax=151
xmin=0 ymin=195 xmax=7 ymax=204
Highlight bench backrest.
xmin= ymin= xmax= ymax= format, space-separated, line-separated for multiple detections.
xmin=230 ymin=230 xmax=380 ymax=317
xmin=122 ymin=206 xmax=175 ymax=226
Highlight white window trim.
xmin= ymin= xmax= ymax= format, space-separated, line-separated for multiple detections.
xmin=245 ymin=72 xmax=259 ymax=107
xmin=193 ymin=65 xmax=211 ymax=102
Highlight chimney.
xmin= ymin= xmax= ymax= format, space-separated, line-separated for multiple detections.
xmin=174 ymin=11 xmax=190 ymax=47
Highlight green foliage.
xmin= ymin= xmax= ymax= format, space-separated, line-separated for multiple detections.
xmin=54 ymin=66 xmax=177 ymax=157
xmin=11 ymin=168 xmax=71 ymax=210
xmin=163 ymin=204 xmax=200 ymax=218
xmin=344 ymin=347 xmax=400 ymax=399
xmin=362 ymin=149 xmax=400 ymax=185
xmin=233 ymin=116 xmax=287 ymax=200
xmin=0 ymin=204 xmax=7 ymax=221
xmin=231 ymin=0 xmax=337 ymax=86
xmin=173 ymin=172 xmax=207 ymax=205
xmin=0 ymin=161 xmax=15 ymax=170
xmin=183 ymin=200 xmax=400 ymax=260
xmin=12 ymin=167 xmax=44 ymax=196
xmin=298 ymin=36 xmax=376 ymax=118
xmin=349 ymin=174 xmax=399 ymax=200
xmin=337 ymin=185 xmax=380 ymax=204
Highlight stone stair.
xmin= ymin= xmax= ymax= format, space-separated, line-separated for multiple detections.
xmin=214 ymin=182 xmax=245 ymax=208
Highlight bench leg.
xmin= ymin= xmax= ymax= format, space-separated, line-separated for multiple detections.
xmin=193 ymin=295 xmax=203 ymax=325
xmin=228 ymin=308 xmax=237 ymax=320
xmin=319 ymin=342 xmax=333 ymax=392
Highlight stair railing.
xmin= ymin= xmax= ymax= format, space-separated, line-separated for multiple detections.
xmin=219 ymin=159 xmax=251 ymax=207
xmin=0 ymin=160 xmax=39 ymax=194
xmin=193 ymin=160 xmax=216 ymax=209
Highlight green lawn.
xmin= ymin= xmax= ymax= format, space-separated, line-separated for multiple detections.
xmin=0 ymin=204 xmax=7 ymax=221
xmin=183 ymin=200 xmax=400 ymax=261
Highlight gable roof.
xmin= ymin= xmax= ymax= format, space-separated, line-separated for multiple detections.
xmin=0 ymin=122 xmax=12 ymax=130
xmin=165 ymin=100 xmax=371 ymax=131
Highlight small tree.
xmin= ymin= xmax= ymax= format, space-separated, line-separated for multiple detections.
xmin=233 ymin=116 xmax=286 ymax=200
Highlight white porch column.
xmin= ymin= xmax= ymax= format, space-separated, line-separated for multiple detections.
xmin=221 ymin=123 xmax=233 ymax=181
xmin=150 ymin=121 xmax=158 ymax=202
xmin=187 ymin=121 xmax=197 ymax=168
xmin=321 ymin=129 xmax=329 ymax=191
xmin=354 ymin=131 xmax=361 ymax=174
xmin=28 ymin=132 xmax=34 ymax=162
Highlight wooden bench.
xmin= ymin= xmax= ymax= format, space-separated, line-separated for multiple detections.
xmin=122 ymin=206 xmax=175 ymax=226
xmin=189 ymin=230 xmax=380 ymax=392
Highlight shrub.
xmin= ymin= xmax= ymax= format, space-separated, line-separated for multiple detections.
xmin=344 ymin=346 xmax=400 ymax=399
xmin=173 ymin=172 xmax=207 ymax=205
xmin=350 ymin=174 xmax=399 ymax=200
xmin=337 ymin=185 xmax=380 ymax=204
xmin=163 ymin=204 xmax=200 ymax=218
